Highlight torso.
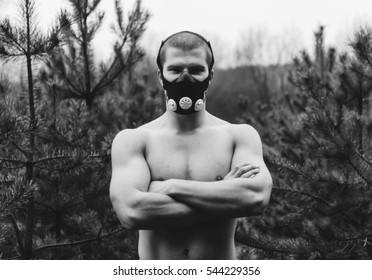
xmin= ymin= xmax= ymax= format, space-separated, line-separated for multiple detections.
xmin=136 ymin=113 xmax=239 ymax=259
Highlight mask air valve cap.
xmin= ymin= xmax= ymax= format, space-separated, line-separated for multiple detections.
xmin=179 ymin=97 xmax=192 ymax=110
xmin=167 ymin=99 xmax=177 ymax=111
xmin=194 ymin=99 xmax=204 ymax=111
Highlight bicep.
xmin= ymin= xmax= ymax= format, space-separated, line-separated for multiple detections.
xmin=231 ymin=125 xmax=272 ymax=210
xmin=109 ymin=131 xmax=151 ymax=210
xmin=231 ymin=125 xmax=271 ymax=182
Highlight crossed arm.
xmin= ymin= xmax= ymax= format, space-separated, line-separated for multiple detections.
xmin=110 ymin=129 xmax=215 ymax=230
xmin=109 ymin=125 xmax=272 ymax=230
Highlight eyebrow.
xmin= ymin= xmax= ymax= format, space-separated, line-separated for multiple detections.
xmin=166 ymin=64 xmax=206 ymax=70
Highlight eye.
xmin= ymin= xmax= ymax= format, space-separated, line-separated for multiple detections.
xmin=167 ymin=66 xmax=182 ymax=73
xmin=189 ymin=66 xmax=206 ymax=75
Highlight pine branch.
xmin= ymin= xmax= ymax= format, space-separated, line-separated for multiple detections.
xmin=0 ymin=180 xmax=34 ymax=220
xmin=87 ymin=0 xmax=101 ymax=17
xmin=1 ymin=164 xmax=26 ymax=170
xmin=33 ymin=155 xmax=69 ymax=165
xmin=347 ymin=157 xmax=372 ymax=185
xmin=92 ymin=34 xmax=130 ymax=94
xmin=32 ymin=228 xmax=126 ymax=256
xmin=234 ymin=235 xmax=298 ymax=255
xmin=352 ymin=147 xmax=372 ymax=166
xmin=56 ymin=68 xmax=85 ymax=97
xmin=0 ymin=157 xmax=27 ymax=165
xmin=97 ymin=211 xmax=113 ymax=237
xmin=10 ymin=141 xmax=30 ymax=158
xmin=0 ymin=21 xmax=27 ymax=54
xmin=8 ymin=215 xmax=24 ymax=256
xmin=273 ymin=187 xmax=332 ymax=206
xmin=334 ymin=234 xmax=372 ymax=242
xmin=92 ymin=0 xmax=148 ymax=97
xmin=348 ymin=61 xmax=372 ymax=80
xmin=60 ymin=187 xmax=108 ymax=212
xmin=0 ymin=53 xmax=25 ymax=61
xmin=271 ymin=161 xmax=309 ymax=180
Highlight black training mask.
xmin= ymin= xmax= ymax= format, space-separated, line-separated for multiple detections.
xmin=162 ymin=71 xmax=210 ymax=115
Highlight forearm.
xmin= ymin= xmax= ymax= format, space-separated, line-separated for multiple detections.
xmin=163 ymin=176 xmax=271 ymax=218
xmin=113 ymin=191 xmax=216 ymax=230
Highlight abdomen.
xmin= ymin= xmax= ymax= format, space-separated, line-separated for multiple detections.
xmin=138 ymin=218 xmax=237 ymax=260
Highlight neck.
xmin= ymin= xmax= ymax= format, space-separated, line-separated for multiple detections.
xmin=166 ymin=109 xmax=206 ymax=132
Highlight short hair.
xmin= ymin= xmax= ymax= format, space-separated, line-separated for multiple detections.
xmin=156 ymin=31 xmax=215 ymax=73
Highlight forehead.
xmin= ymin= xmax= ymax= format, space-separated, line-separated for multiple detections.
xmin=163 ymin=47 xmax=208 ymax=67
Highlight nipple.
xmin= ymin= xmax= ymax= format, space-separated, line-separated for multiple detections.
xmin=216 ymin=176 xmax=222 ymax=181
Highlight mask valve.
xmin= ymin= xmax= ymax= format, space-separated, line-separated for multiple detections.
xmin=194 ymin=99 xmax=204 ymax=111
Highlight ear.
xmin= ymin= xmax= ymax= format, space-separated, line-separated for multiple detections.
xmin=208 ymin=69 xmax=214 ymax=86
xmin=157 ymin=69 xmax=164 ymax=87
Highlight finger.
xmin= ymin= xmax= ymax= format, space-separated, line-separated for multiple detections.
xmin=230 ymin=162 xmax=254 ymax=176
xmin=241 ymin=170 xmax=259 ymax=179
xmin=225 ymin=163 xmax=260 ymax=179
xmin=224 ymin=162 xmax=250 ymax=178
xmin=232 ymin=162 xmax=251 ymax=173
xmin=240 ymin=168 xmax=260 ymax=178
xmin=235 ymin=164 xmax=259 ymax=177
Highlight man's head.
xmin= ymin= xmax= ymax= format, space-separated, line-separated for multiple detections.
xmin=156 ymin=31 xmax=215 ymax=115
xmin=156 ymin=31 xmax=214 ymax=76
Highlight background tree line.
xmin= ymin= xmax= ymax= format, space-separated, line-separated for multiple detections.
xmin=0 ymin=0 xmax=371 ymax=259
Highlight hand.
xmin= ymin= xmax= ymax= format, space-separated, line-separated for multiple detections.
xmin=224 ymin=162 xmax=260 ymax=180
xmin=148 ymin=180 xmax=171 ymax=195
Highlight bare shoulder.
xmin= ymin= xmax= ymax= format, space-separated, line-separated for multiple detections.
xmin=139 ymin=114 xmax=165 ymax=130
xmin=111 ymin=127 xmax=149 ymax=156
xmin=206 ymin=114 xmax=260 ymax=141
xmin=227 ymin=123 xmax=260 ymax=137
xmin=224 ymin=123 xmax=262 ymax=148
xmin=111 ymin=115 xmax=166 ymax=156
xmin=113 ymin=115 xmax=163 ymax=143
xmin=206 ymin=112 xmax=230 ymax=127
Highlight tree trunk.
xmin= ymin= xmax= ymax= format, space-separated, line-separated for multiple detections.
xmin=81 ymin=10 xmax=92 ymax=110
xmin=86 ymin=97 xmax=93 ymax=110
xmin=24 ymin=1 xmax=35 ymax=258
xmin=24 ymin=54 xmax=35 ymax=261
xmin=358 ymin=79 xmax=363 ymax=154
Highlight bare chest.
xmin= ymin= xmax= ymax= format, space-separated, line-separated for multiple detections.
xmin=145 ymin=130 xmax=234 ymax=181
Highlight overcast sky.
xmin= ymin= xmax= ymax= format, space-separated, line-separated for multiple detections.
xmin=1 ymin=0 xmax=372 ymax=67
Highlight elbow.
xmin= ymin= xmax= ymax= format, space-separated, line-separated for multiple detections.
xmin=258 ymin=177 xmax=273 ymax=214
xmin=248 ymin=195 xmax=269 ymax=216
xmin=117 ymin=207 xmax=142 ymax=230
xmin=254 ymin=194 xmax=270 ymax=215
xmin=246 ymin=178 xmax=272 ymax=216
xmin=246 ymin=197 xmax=266 ymax=216
xmin=111 ymin=197 xmax=143 ymax=230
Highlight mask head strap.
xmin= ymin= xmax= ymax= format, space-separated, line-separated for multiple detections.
xmin=156 ymin=31 xmax=215 ymax=75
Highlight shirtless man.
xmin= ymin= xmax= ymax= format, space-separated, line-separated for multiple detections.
xmin=110 ymin=31 xmax=272 ymax=260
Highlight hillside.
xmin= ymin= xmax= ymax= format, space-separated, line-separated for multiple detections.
xmin=207 ymin=64 xmax=295 ymax=122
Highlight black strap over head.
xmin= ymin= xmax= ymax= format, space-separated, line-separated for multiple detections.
xmin=156 ymin=31 xmax=215 ymax=73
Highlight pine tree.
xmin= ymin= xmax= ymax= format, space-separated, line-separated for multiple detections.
xmin=29 ymin=1 xmax=151 ymax=259
xmin=236 ymin=26 xmax=372 ymax=259
xmin=0 ymin=0 xmax=153 ymax=259
xmin=41 ymin=0 xmax=150 ymax=110
xmin=0 ymin=0 xmax=69 ymax=259
xmin=0 ymin=73 xmax=35 ymax=259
